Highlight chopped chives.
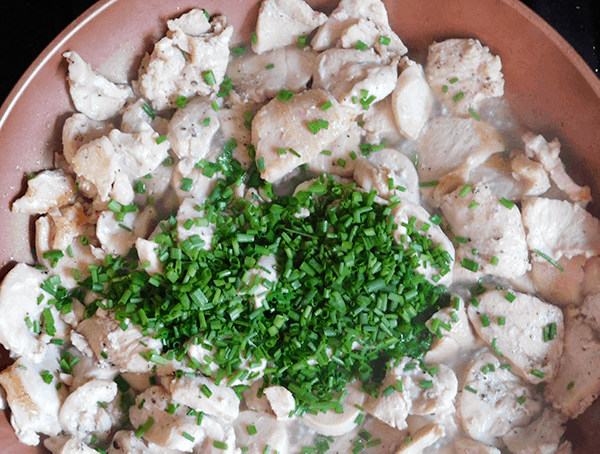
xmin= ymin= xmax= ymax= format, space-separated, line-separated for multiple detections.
xmin=420 ymin=380 xmax=433 ymax=389
xmin=378 ymin=36 xmax=391 ymax=46
xmin=464 ymin=385 xmax=477 ymax=394
xmin=480 ymin=314 xmax=490 ymax=327
xmin=533 ymin=249 xmax=564 ymax=272
xmin=251 ymin=31 xmax=257 ymax=44
xmin=442 ymin=85 xmax=448 ymax=93
xmin=490 ymin=256 xmax=499 ymax=266
xmin=449 ymin=77 xmax=459 ymax=84
xmin=505 ymin=292 xmax=516 ymax=303
xmin=213 ymin=440 xmax=228 ymax=450
xmin=297 ymin=34 xmax=308 ymax=49
xmin=453 ymin=92 xmax=464 ymax=102
xmin=265 ymin=63 xmax=275 ymax=70
xmin=320 ymin=101 xmax=332 ymax=111
xmin=468 ymin=201 xmax=479 ymax=209
xmin=516 ymin=396 xmax=527 ymax=405
xmin=461 ymin=258 xmax=479 ymax=272
xmin=247 ymin=424 xmax=257 ymax=435
xmin=142 ymin=103 xmax=155 ymax=119
xmin=202 ymin=70 xmax=216 ymax=85
xmin=354 ymin=40 xmax=368 ymax=51
xmin=455 ymin=236 xmax=468 ymax=244
xmin=459 ymin=185 xmax=472 ymax=197
xmin=469 ymin=109 xmax=481 ymax=121
xmin=419 ymin=181 xmax=439 ymax=187
xmin=497 ymin=316 xmax=506 ymax=326
xmin=530 ymin=369 xmax=545 ymax=379
xmin=320 ymin=150 xmax=332 ymax=156
xmin=567 ymin=381 xmax=574 ymax=390
xmin=231 ymin=46 xmax=247 ymax=55
xmin=499 ymin=197 xmax=515 ymax=209
xmin=492 ymin=338 xmax=503 ymax=357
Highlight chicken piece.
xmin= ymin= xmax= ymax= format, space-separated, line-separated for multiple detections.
xmin=11 ymin=170 xmax=76 ymax=214
xmin=0 ymin=355 xmax=62 ymax=446
xmin=76 ymin=308 xmax=162 ymax=373
xmin=313 ymin=48 xmax=398 ymax=110
xmin=137 ymin=15 xmax=233 ymax=111
xmin=468 ymin=289 xmax=564 ymax=383
xmin=0 ymin=263 xmax=55 ymax=363
xmin=233 ymin=411 xmax=289 ymax=454
xmin=531 ymin=254 xmax=587 ymax=306
xmin=176 ymin=198 xmax=216 ymax=249
xmin=108 ymin=128 xmax=170 ymax=180
xmin=458 ymin=351 xmax=542 ymax=447
xmin=365 ymin=357 xmax=457 ymax=429
xmin=167 ymin=8 xmax=211 ymax=48
xmin=35 ymin=215 xmax=102 ymax=289
xmin=263 ymin=386 xmax=295 ymax=420
xmin=228 ymin=46 xmax=316 ymax=104
xmin=46 ymin=437 xmax=98 ymax=454
xmin=216 ymin=96 xmax=254 ymax=170
xmin=120 ymin=99 xmax=156 ymax=134
xmin=522 ymin=132 xmax=591 ymax=207
xmin=353 ymin=148 xmax=420 ymax=204
xmin=360 ymin=96 xmax=403 ymax=145
xmin=390 ymin=200 xmax=455 ymax=287
xmin=302 ymin=383 xmax=365 ymax=436
xmin=396 ymin=423 xmax=445 ymax=454
xmin=193 ymin=423 xmax=238 ymax=454
xmin=424 ymin=295 xmax=477 ymax=364
xmin=417 ymin=116 xmax=506 ymax=205
xmin=510 ymin=153 xmax=551 ymax=197
xmin=252 ymin=0 xmax=326 ymax=54
xmin=454 ymin=438 xmax=501 ymax=454
xmin=307 ymin=122 xmax=364 ymax=177
xmin=96 ymin=210 xmax=138 ymax=257
xmin=58 ymin=379 xmax=117 ymax=438
xmin=129 ymin=385 xmax=205 ymax=451
xmin=71 ymin=136 xmax=121 ymax=202
xmin=62 ymin=113 xmax=114 ymax=164
xmin=63 ymin=51 xmax=133 ymax=121
xmin=166 ymin=375 xmax=240 ymax=424
xmin=426 ymin=38 xmax=504 ymax=116
xmin=312 ymin=0 xmax=407 ymax=56
xmin=392 ymin=59 xmax=434 ymax=141
xmin=44 ymin=204 xmax=89 ymax=251
xmin=545 ymin=317 xmax=600 ymax=418
xmin=167 ymin=97 xmax=220 ymax=163
xmin=136 ymin=238 xmax=162 ymax=276
xmin=502 ymin=408 xmax=568 ymax=454
xmin=251 ymin=88 xmax=356 ymax=182
xmin=439 ymin=181 xmax=530 ymax=281
xmin=521 ymin=196 xmax=600 ymax=262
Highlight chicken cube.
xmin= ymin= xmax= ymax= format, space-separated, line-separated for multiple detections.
xmin=426 ymin=38 xmax=504 ymax=116
xmin=251 ymin=88 xmax=356 ymax=182
xmin=502 ymin=408 xmax=568 ymax=454
xmin=252 ymin=0 xmax=327 ymax=54
xmin=439 ymin=181 xmax=530 ymax=281
xmin=458 ymin=351 xmax=542 ymax=447
xmin=62 ymin=113 xmax=114 ymax=164
xmin=63 ymin=51 xmax=133 ymax=121
xmin=233 ymin=411 xmax=290 ymax=453
xmin=307 ymin=121 xmax=364 ymax=177
xmin=467 ymin=289 xmax=564 ymax=384
xmin=521 ymin=196 xmax=600 ymax=262
xmin=12 ymin=170 xmax=76 ymax=214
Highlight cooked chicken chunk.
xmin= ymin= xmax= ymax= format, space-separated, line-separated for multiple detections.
xmin=396 ymin=423 xmax=445 ymax=454
xmin=522 ymin=132 xmax=591 ymax=207
xmin=108 ymin=128 xmax=170 ymax=180
xmin=353 ymin=148 xmax=420 ymax=204
xmin=76 ymin=308 xmax=163 ymax=373
xmin=176 ymin=198 xmax=216 ymax=249
xmin=252 ymin=0 xmax=327 ymax=54
xmin=426 ymin=38 xmax=504 ymax=116
xmin=251 ymin=88 xmax=356 ymax=182
xmin=425 ymin=295 xmax=477 ymax=364
xmin=360 ymin=95 xmax=403 ymax=145
xmin=137 ymin=14 xmax=233 ymax=111
xmin=166 ymin=375 xmax=241 ymax=424
xmin=391 ymin=200 xmax=455 ymax=287
xmin=365 ymin=357 xmax=457 ymax=429
xmin=228 ymin=46 xmax=316 ymax=104
xmin=302 ymin=383 xmax=365 ymax=436
xmin=263 ymin=386 xmax=295 ymax=420
xmin=12 ymin=170 xmax=76 ymax=214
xmin=167 ymin=96 xmax=220 ymax=162
xmin=0 ymin=355 xmax=62 ymax=446
xmin=59 ymin=379 xmax=117 ymax=438
xmin=417 ymin=116 xmax=505 ymax=205
xmin=521 ymin=196 xmax=600 ymax=262
xmin=458 ymin=351 xmax=542 ymax=447
xmin=545 ymin=317 xmax=600 ymax=418
xmin=0 ymin=263 xmax=55 ymax=363
xmin=308 ymin=121 xmax=364 ymax=177
xmin=531 ymin=254 xmax=587 ymax=306
xmin=129 ymin=385 xmax=205 ymax=450
xmin=392 ymin=58 xmax=434 ymax=141
xmin=63 ymin=51 xmax=133 ymax=121
xmin=439 ymin=181 xmax=529 ymax=281
xmin=62 ymin=113 xmax=114 ymax=164
xmin=467 ymin=289 xmax=564 ymax=384
xmin=502 ymin=408 xmax=568 ymax=454
xmin=312 ymin=0 xmax=407 ymax=56
xmin=313 ymin=48 xmax=398 ymax=110
xmin=233 ymin=411 xmax=289 ymax=453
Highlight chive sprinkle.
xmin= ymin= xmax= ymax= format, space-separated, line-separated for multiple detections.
xmin=469 ymin=109 xmax=481 ymax=121
xmin=464 ymin=385 xmax=477 ymax=394
xmin=533 ymin=249 xmax=564 ymax=272
xmin=459 ymin=185 xmax=472 ymax=197
xmin=499 ymin=197 xmax=515 ymax=209
xmin=530 ymin=369 xmax=545 ymax=379
xmin=453 ymin=92 xmax=464 ymax=102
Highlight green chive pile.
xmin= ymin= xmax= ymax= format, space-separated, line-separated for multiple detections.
xmin=45 ymin=158 xmax=451 ymax=414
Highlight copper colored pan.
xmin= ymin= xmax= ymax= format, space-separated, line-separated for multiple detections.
xmin=0 ymin=0 xmax=598 ymax=452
